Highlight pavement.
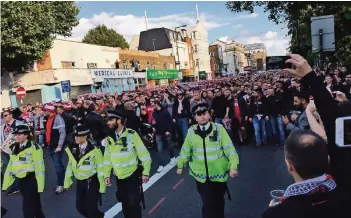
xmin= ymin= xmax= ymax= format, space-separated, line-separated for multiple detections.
xmin=1 ymin=144 xmax=293 ymax=218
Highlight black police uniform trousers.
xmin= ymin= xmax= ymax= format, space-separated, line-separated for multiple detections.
xmin=76 ymin=174 xmax=104 ymax=218
xmin=18 ymin=172 xmax=45 ymax=218
xmin=116 ymin=169 xmax=142 ymax=218
xmin=196 ymin=180 xmax=227 ymax=218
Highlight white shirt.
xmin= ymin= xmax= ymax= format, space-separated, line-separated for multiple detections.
xmin=20 ymin=140 xmax=28 ymax=148
xmin=199 ymin=122 xmax=210 ymax=131
xmin=79 ymin=142 xmax=88 ymax=153
xmin=115 ymin=129 xmax=124 ymax=140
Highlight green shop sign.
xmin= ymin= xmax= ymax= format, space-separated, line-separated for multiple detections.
xmin=199 ymin=71 xmax=207 ymax=80
xmin=147 ymin=69 xmax=179 ymax=80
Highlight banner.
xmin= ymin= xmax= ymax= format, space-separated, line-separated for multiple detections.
xmin=91 ymin=69 xmax=134 ymax=79
xmin=147 ymin=69 xmax=179 ymax=80
xmin=199 ymin=71 xmax=207 ymax=80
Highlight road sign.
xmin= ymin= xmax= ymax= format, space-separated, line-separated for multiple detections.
xmin=61 ymin=80 xmax=71 ymax=93
xmin=311 ymin=15 xmax=335 ymax=53
xmin=16 ymin=87 xmax=26 ymax=99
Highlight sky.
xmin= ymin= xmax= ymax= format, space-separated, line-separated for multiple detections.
xmin=64 ymin=1 xmax=290 ymax=56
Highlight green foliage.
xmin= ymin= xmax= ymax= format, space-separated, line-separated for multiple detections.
xmin=82 ymin=24 xmax=129 ymax=49
xmin=1 ymin=1 xmax=80 ymax=71
xmin=226 ymin=1 xmax=351 ymax=67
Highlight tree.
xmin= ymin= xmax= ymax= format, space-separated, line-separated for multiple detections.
xmin=226 ymin=1 xmax=351 ymax=68
xmin=1 ymin=1 xmax=80 ymax=72
xmin=82 ymin=25 xmax=129 ymax=49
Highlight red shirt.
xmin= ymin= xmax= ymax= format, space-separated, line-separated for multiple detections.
xmin=46 ymin=113 xmax=55 ymax=145
xmin=146 ymin=105 xmax=154 ymax=124
xmin=21 ymin=113 xmax=30 ymax=122
xmin=234 ymin=98 xmax=241 ymax=122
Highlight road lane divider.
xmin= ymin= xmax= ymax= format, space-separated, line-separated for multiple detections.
xmin=104 ymin=157 xmax=179 ymax=218
xmin=172 ymin=178 xmax=184 ymax=190
xmin=148 ymin=197 xmax=166 ymax=215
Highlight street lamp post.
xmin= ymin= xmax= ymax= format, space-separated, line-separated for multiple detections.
xmin=152 ymin=39 xmax=156 ymax=69
xmin=174 ymin=25 xmax=187 ymax=72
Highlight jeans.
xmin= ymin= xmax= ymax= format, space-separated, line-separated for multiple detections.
xmin=176 ymin=117 xmax=189 ymax=144
xmin=215 ymin=118 xmax=224 ymax=125
xmin=253 ymin=116 xmax=266 ymax=145
xmin=270 ymin=115 xmax=286 ymax=146
xmin=38 ymin=134 xmax=44 ymax=147
xmin=1 ymin=152 xmax=19 ymax=190
xmin=48 ymin=147 xmax=65 ymax=186
xmin=155 ymin=134 xmax=175 ymax=166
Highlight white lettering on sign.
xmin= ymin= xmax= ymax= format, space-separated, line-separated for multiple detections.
xmin=91 ymin=69 xmax=134 ymax=79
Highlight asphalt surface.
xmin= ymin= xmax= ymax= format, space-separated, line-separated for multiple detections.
xmin=1 ymin=144 xmax=293 ymax=218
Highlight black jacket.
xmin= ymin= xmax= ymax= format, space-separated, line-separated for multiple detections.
xmin=83 ymin=112 xmax=110 ymax=146
xmin=266 ymin=95 xmax=286 ymax=117
xmin=60 ymin=111 xmax=74 ymax=134
xmin=262 ymin=189 xmax=350 ymax=218
xmin=124 ymin=110 xmax=142 ymax=132
xmin=211 ymin=95 xmax=230 ymax=118
xmin=247 ymin=96 xmax=268 ymax=118
xmin=153 ymin=108 xmax=172 ymax=135
xmin=172 ymin=98 xmax=191 ymax=119
xmin=228 ymin=96 xmax=248 ymax=121
xmin=301 ymin=71 xmax=351 ymax=197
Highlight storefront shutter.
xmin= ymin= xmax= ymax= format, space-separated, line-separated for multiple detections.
xmin=70 ymin=85 xmax=91 ymax=98
xmin=16 ymin=89 xmax=42 ymax=105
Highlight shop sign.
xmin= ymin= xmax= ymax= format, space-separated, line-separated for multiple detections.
xmin=91 ymin=69 xmax=134 ymax=79
xmin=147 ymin=69 xmax=179 ymax=80
xmin=199 ymin=71 xmax=207 ymax=80
xmin=182 ymin=69 xmax=194 ymax=77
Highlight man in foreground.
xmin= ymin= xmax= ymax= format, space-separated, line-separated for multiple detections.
xmin=262 ymin=130 xmax=350 ymax=218
xmin=177 ymin=103 xmax=239 ymax=218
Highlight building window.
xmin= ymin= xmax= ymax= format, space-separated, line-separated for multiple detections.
xmin=184 ymin=61 xmax=188 ymax=67
xmin=170 ymin=64 xmax=174 ymax=69
xmin=153 ymin=62 xmax=156 ymax=69
xmin=87 ymin=63 xmax=97 ymax=69
xmin=123 ymin=60 xmax=128 ymax=69
xmin=210 ymin=52 xmax=214 ymax=57
xmin=194 ymin=45 xmax=198 ymax=53
xmin=195 ymin=59 xmax=199 ymax=68
xmin=163 ymin=63 xmax=167 ymax=69
xmin=192 ymin=31 xmax=197 ymax=39
xmin=61 ymin=61 xmax=75 ymax=69
xmin=134 ymin=78 xmax=138 ymax=84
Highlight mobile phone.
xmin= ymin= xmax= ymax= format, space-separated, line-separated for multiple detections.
xmin=266 ymin=56 xmax=293 ymax=70
xmin=335 ymin=116 xmax=351 ymax=147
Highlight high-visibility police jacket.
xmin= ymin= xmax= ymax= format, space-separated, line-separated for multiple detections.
xmin=177 ymin=123 xmax=239 ymax=183
xmin=104 ymin=128 xmax=151 ymax=179
xmin=64 ymin=142 xmax=106 ymax=193
xmin=2 ymin=141 xmax=45 ymax=192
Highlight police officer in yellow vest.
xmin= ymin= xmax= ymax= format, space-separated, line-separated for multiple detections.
xmin=64 ymin=125 xmax=105 ymax=218
xmin=177 ymin=103 xmax=240 ymax=218
xmin=104 ymin=110 xmax=151 ymax=218
xmin=2 ymin=124 xmax=45 ymax=218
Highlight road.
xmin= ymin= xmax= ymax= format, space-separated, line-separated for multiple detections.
xmin=1 ymin=144 xmax=292 ymax=218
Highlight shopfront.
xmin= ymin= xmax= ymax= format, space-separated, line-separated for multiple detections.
xmin=199 ymin=71 xmax=207 ymax=81
xmin=91 ymin=69 xmax=135 ymax=95
xmin=147 ymin=69 xmax=180 ymax=88
xmin=182 ymin=69 xmax=195 ymax=82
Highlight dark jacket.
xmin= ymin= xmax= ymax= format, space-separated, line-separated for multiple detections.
xmin=262 ymin=189 xmax=350 ymax=218
xmin=301 ymin=71 xmax=351 ymax=196
xmin=72 ymin=107 xmax=86 ymax=125
xmin=125 ymin=109 xmax=142 ymax=132
xmin=248 ymin=96 xmax=268 ymax=118
xmin=266 ymin=95 xmax=286 ymax=117
xmin=211 ymin=95 xmax=230 ymax=118
xmin=83 ymin=112 xmax=110 ymax=146
xmin=228 ymin=96 xmax=248 ymax=121
xmin=153 ymin=108 xmax=172 ymax=135
xmin=45 ymin=114 xmax=66 ymax=149
xmin=172 ymin=97 xmax=191 ymax=119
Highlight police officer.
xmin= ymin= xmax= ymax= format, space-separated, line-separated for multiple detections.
xmin=64 ymin=125 xmax=105 ymax=218
xmin=104 ymin=110 xmax=151 ymax=218
xmin=2 ymin=124 xmax=45 ymax=218
xmin=177 ymin=103 xmax=240 ymax=218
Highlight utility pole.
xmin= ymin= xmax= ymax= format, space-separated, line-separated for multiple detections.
xmin=152 ymin=39 xmax=156 ymax=69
